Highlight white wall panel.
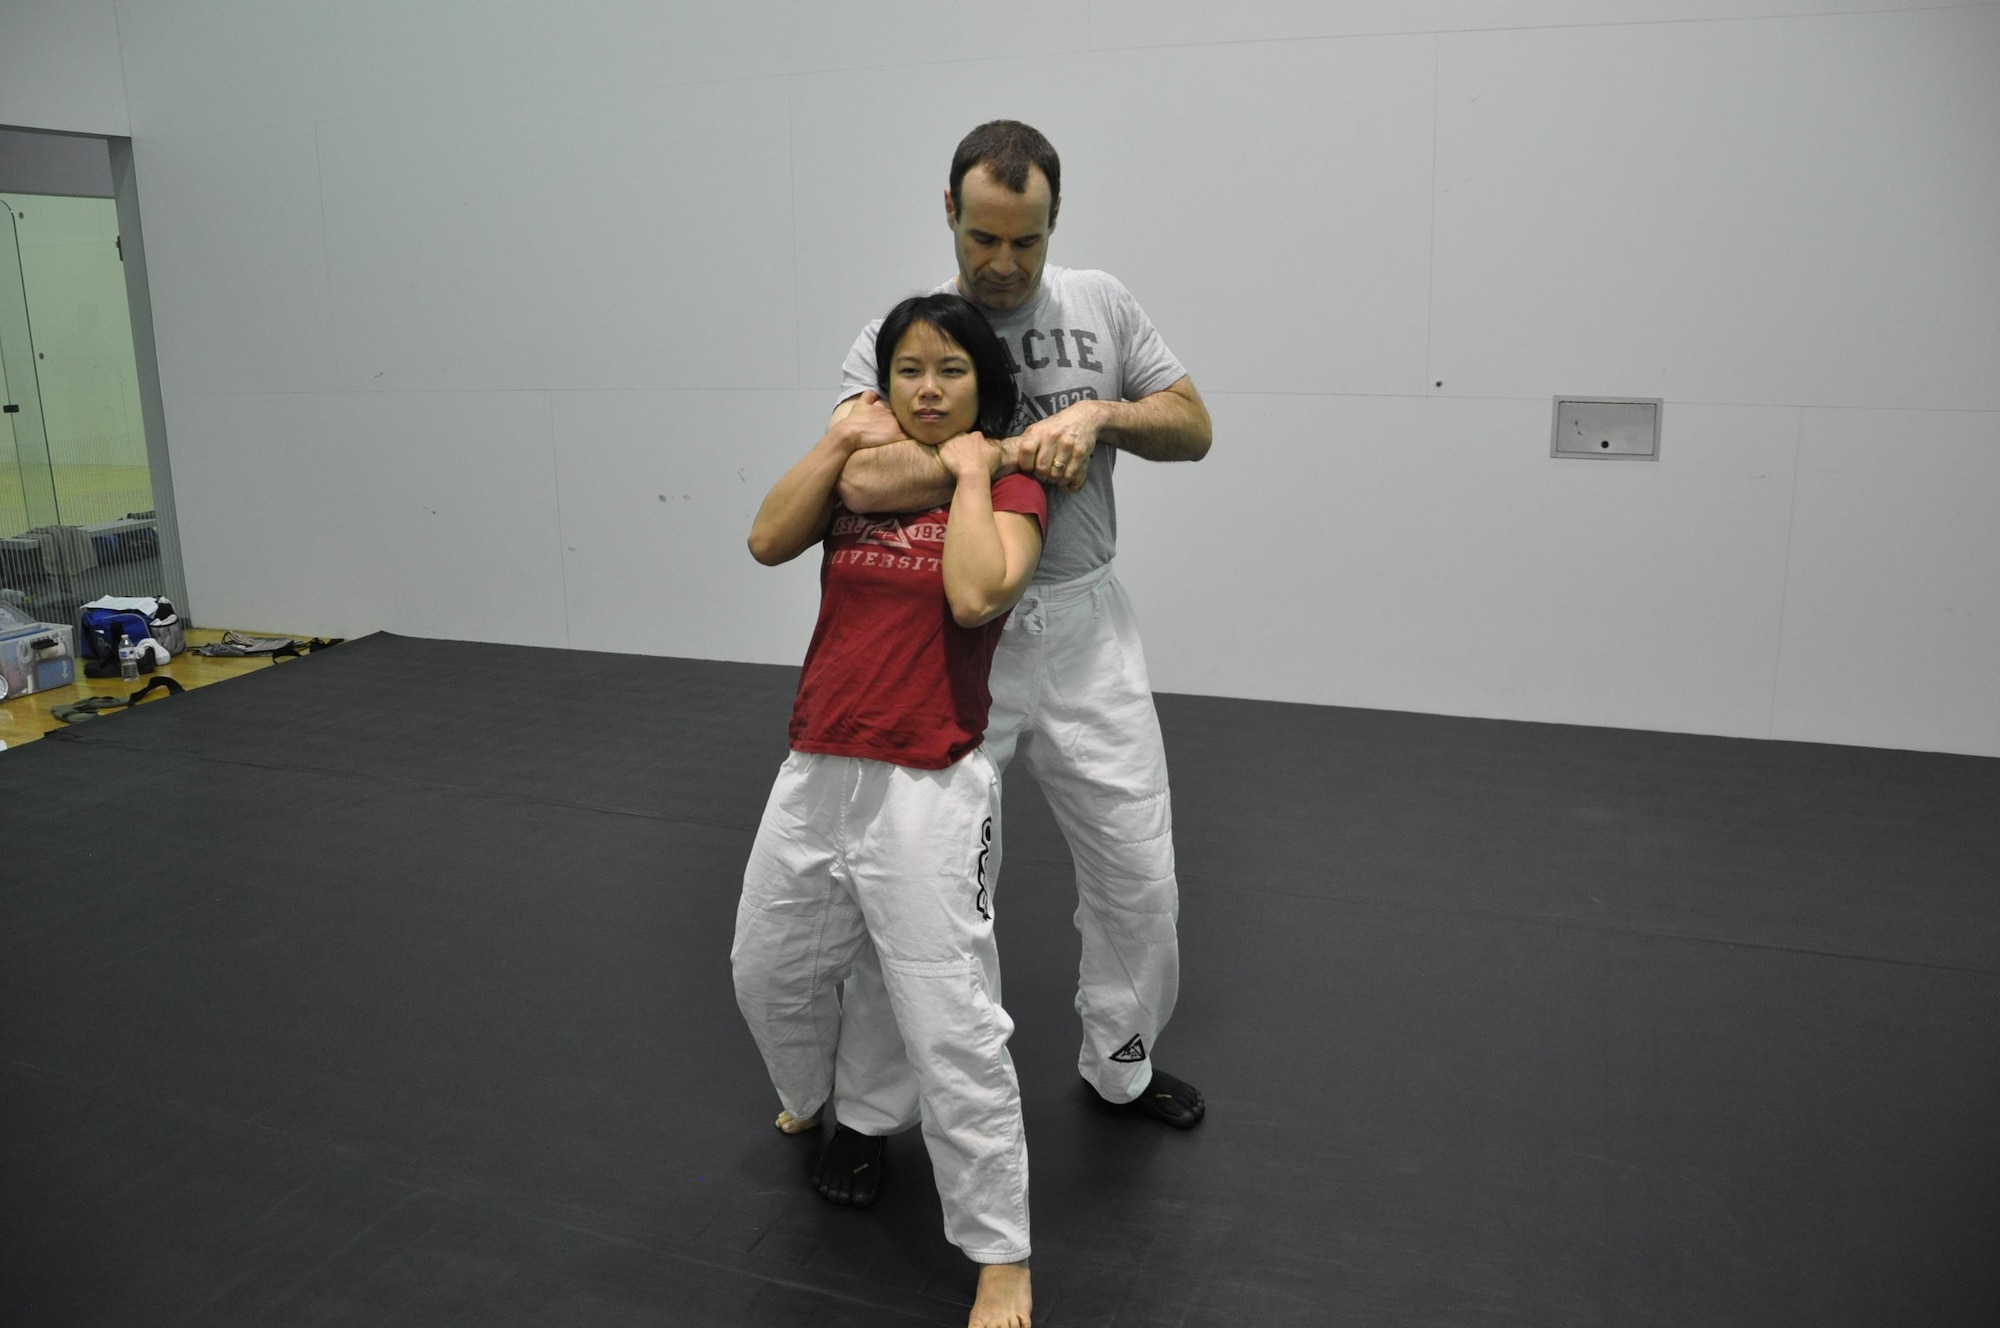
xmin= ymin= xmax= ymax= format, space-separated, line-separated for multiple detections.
xmin=363 ymin=391 xmax=570 ymax=647
xmin=1429 ymin=8 xmax=2000 ymax=411
xmin=114 ymin=1 xmax=788 ymax=133
xmin=791 ymin=37 xmax=1438 ymax=397
xmin=316 ymin=83 xmax=795 ymax=393
xmin=787 ymin=57 xmax=1078 ymax=392
xmin=164 ymin=390 xmax=567 ymax=643
xmin=1426 ymin=0 xmax=1954 ymax=25
xmin=1772 ymin=409 xmax=2000 ymax=756
xmin=133 ymin=124 xmax=338 ymax=396
xmin=163 ymin=391 xmax=386 ymax=635
xmin=1081 ymin=0 xmax=1961 ymax=51
xmin=0 ymin=1 xmax=127 ymax=136
xmin=552 ymin=389 xmax=831 ymax=663
xmin=72 ymin=2 xmax=1998 ymax=756
xmin=779 ymin=0 xmax=1075 ymax=75
xmin=1119 ymin=393 xmax=1801 ymax=737
xmin=114 ymin=0 xmax=1083 ymax=135
xmin=1065 ymin=39 xmax=1438 ymax=397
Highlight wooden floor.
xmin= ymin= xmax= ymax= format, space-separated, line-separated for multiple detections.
xmin=0 ymin=627 xmax=302 ymax=752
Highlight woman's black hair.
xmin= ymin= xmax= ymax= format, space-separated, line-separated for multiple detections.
xmin=875 ymin=293 xmax=1018 ymax=439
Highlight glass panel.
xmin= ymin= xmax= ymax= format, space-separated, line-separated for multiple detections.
xmin=0 ymin=199 xmax=58 ymax=536
xmin=0 ymin=194 xmax=162 ymax=622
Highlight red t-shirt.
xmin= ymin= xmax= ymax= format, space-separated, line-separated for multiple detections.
xmin=789 ymin=474 xmax=1048 ymax=770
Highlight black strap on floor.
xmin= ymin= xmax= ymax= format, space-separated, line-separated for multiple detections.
xmin=51 ymin=676 xmax=186 ymax=723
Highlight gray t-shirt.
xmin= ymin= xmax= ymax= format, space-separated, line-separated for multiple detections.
xmin=839 ymin=265 xmax=1187 ymax=584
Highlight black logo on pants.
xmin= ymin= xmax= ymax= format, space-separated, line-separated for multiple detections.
xmin=974 ymin=817 xmax=993 ymax=921
xmin=1110 ymin=1035 xmax=1147 ymax=1064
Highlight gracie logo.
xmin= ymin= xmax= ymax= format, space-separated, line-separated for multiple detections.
xmin=974 ymin=817 xmax=993 ymax=921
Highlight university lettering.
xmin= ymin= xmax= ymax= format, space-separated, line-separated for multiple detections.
xmin=830 ymin=548 xmax=942 ymax=573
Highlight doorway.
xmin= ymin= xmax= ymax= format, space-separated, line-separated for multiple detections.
xmin=0 ymin=128 xmax=181 ymax=626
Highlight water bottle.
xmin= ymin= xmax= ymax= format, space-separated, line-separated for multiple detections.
xmin=118 ymin=632 xmax=140 ymax=681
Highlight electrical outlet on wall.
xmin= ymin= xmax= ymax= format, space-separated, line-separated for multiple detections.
xmin=1551 ymin=397 xmax=1662 ymax=460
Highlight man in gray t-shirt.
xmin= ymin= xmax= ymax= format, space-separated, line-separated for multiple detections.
xmin=839 ymin=264 xmax=1189 ymax=583
xmin=802 ymin=123 xmax=1212 ymax=1267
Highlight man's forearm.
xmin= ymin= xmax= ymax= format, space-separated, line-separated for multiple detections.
xmin=836 ymin=439 xmax=956 ymax=515
xmin=1097 ymin=377 xmax=1212 ymax=463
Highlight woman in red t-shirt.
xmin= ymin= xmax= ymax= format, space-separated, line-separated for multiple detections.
xmin=735 ymin=293 xmax=1046 ymax=1326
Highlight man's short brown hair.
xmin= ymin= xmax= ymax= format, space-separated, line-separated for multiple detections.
xmin=950 ymin=121 xmax=1061 ymax=221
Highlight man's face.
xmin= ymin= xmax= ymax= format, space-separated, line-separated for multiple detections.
xmin=947 ymin=163 xmax=1056 ymax=312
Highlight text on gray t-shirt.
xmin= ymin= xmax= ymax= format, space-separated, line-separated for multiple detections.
xmin=839 ymin=265 xmax=1187 ymax=584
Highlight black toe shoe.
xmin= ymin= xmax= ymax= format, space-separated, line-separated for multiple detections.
xmin=813 ymin=1124 xmax=886 ymax=1207
xmin=1093 ymin=1069 xmax=1206 ymax=1128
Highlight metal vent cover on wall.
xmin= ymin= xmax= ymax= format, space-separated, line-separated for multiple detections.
xmin=1551 ymin=396 xmax=1662 ymax=460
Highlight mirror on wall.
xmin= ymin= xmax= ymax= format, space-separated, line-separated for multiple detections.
xmin=0 ymin=192 xmax=162 ymax=622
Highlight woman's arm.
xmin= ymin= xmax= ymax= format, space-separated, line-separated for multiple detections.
xmin=748 ymin=415 xmax=891 ymax=566
xmin=834 ymin=392 xmax=1026 ymax=515
xmin=937 ymin=433 xmax=1044 ymax=627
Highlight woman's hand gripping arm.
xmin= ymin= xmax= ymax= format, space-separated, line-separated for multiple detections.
xmin=747 ymin=411 xmax=900 ymax=566
xmin=937 ymin=432 xmax=1044 ymax=627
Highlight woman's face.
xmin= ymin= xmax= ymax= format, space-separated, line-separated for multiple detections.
xmin=887 ymin=320 xmax=979 ymax=446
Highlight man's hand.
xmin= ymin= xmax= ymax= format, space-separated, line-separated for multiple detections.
xmin=1015 ymin=399 xmax=1110 ymax=493
xmin=937 ymin=431 xmax=1002 ymax=482
xmin=835 ymin=390 xmax=910 ymax=451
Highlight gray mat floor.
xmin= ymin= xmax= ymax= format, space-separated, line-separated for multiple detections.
xmin=2 ymin=632 xmax=1995 ymax=1326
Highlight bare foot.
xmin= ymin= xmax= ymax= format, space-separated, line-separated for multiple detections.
xmin=969 ymin=1261 xmax=1031 ymax=1328
xmin=775 ymin=1109 xmax=819 ymax=1134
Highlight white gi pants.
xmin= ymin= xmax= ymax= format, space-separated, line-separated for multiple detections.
xmin=731 ymin=748 xmax=1031 ymax=1264
xmin=835 ymin=561 xmax=1182 ymax=1123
